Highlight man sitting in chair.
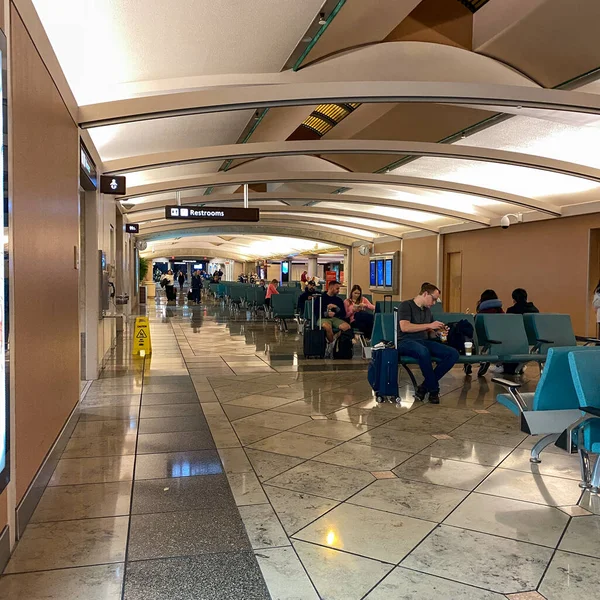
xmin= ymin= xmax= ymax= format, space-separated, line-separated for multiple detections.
xmin=397 ymin=283 xmax=459 ymax=404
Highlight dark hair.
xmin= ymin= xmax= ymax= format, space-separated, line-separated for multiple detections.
xmin=477 ymin=289 xmax=498 ymax=308
xmin=595 ymin=280 xmax=600 ymax=294
xmin=328 ymin=280 xmax=341 ymax=288
xmin=350 ymin=284 xmax=363 ymax=303
xmin=420 ymin=283 xmax=440 ymax=295
xmin=512 ymin=288 xmax=528 ymax=304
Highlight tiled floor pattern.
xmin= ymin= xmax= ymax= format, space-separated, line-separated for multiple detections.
xmin=2 ymin=294 xmax=600 ymax=599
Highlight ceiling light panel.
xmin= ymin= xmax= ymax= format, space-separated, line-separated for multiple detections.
xmin=32 ymin=0 xmax=326 ymax=104
xmin=394 ymin=156 xmax=599 ymax=200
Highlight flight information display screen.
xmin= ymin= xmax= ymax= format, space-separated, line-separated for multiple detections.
xmin=369 ymin=261 xmax=376 ymax=286
xmin=385 ymin=259 xmax=393 ymax=287
xmin=376 ymin=260 xmax=384 ymax=286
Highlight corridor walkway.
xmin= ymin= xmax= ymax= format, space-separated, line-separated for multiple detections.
xmin=1 ymin=294 xmax=599 ymax=599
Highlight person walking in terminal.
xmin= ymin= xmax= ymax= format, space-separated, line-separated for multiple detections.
xmin=344 ymin=284 xmax=375 ymax=339
xmin=476 ymin=289 xmax=504 ymax=313
xmin=191 ymin=270 xmax=202 ymax=304
xmin=319 ymin=280 xmax=351 ymax=345
xmin=178 ymin=270 xmax=185 ymax=291
xmin=162 ymin=269 xmax=176 ymax=302
xmin=397 ymin=283 xmax=459 ymax=404
xmin=506 ymin=288 xmax=539 ymax=314
xmin=264 ymin=279 xmax=279 ymax=308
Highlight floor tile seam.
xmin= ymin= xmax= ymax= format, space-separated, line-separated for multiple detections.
xmin=468 ymin=487 xmax=581 ymax=511
xmin=165 ymin=318 xmax=266 ymax=569
xmin=388 ymin=563 xmax=516 ymax=598
xmin=125 ymin=546 xmax=264 ymax=566
xmin=119 ymin=353 xmax=151 ymax=600
xmin=533 ymin=499 xmax=581 ymax=594
xmin=245 ymin=434 xmax=348 ymax=462
xmin=2 ymin=560 xmax=126 ymax=578
xmin=438 ymin=520 xmax=569 ymax=551
xmin=309 ymin=451 xmax=414 ymax=476
xmin=489 ymin=463 xmax=582 ymax=482
xmin=291 ymin=537 xmax=397 ymax=567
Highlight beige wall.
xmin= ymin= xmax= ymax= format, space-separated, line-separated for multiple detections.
xmin=352 ymin=236 xmax=438 ymax=302
xmin=401 ymin=236 xmax=438 ymax=299
xmin=444 ymin=214 xmax=600 ymax=335
xmin=12 ymin=7 xmax=80 ymax=501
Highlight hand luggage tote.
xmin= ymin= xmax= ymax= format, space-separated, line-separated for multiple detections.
xmin=304 ymin=296 xmax=326 ymax=358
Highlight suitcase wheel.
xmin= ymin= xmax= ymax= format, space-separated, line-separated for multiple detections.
xmin=395 ymin=397 xmax=402 ymax=404
xmin=375 ymin=396 xmax=385 ymax=404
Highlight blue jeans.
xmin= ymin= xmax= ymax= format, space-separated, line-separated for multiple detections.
xmin=397 ymin=339 xmax=459 ymax=392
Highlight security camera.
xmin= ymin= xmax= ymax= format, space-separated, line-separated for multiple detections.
xmin=500 ymin=213 xmax=523 ymax=229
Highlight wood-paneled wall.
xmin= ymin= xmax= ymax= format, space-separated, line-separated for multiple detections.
xmin=11 ymin=6 xmax=79 ymax=502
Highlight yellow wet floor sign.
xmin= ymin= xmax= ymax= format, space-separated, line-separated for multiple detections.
xmin=132 ymin=316 xmax=152 ymax=356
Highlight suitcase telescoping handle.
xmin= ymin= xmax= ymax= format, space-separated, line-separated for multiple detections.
xmin=384 ymin=294 xmax=393 ymax=313
xmin=311 ymin=295 xmax=322 ymax=331
xmin=393 ymin=306 xmax=398 ymax=349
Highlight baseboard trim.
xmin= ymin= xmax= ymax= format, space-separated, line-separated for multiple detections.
xmin=16 ymin=402 xmax=80 ymax=539
xmin=0 ymin=525 xmax=10 ymax=573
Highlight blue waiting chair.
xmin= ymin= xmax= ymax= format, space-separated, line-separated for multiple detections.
xmin=567 ymin=348 xmax=600 ymax=492
xmin=524 ymin=313 xmax=600 ymax=353
xmin=493 ymin=346 xmax=591 ymax=466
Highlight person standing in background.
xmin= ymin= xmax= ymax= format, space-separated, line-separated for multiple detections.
xmin=178 ymin=271 xmax=185 ymax=291
xmin=301 ymin=270 xmax=308 ymax=290
xmin=265 ymin=279 xmax=279 ymax=308
xmin=191 ymin=270 xmax=202 ymax=305
xmin=593 ymin=280 xmax=600 ymax=338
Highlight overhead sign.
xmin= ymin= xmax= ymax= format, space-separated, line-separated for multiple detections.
xmin=165 ymin=206 xmax=260 ymax=222
xmin=80 ymin=144 xmax=97 ymax=191
xmin=125 ymin=223 xmax=139 ymax=234
xmin=132 ymin=316 xmax=152 ymax=357
xmin=100 ymin=175 xmax=127 ymax=195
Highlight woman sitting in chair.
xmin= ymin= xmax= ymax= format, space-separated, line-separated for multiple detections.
xmin=344 ymin=285 xmax=375 ymax=339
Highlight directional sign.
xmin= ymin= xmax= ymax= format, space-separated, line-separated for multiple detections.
xmin=100 ymin=175 xmax=127 ymax=195
xmin=126 ymin=223 xmax=139 ymax=233
xmin=132 ymin=316 xmax=152 ymax=356
xmin=165 ymin=206 xmax=259 ymax=222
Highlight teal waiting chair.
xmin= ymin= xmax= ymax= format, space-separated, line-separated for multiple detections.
xmin=271 ymin=294 xmax=297 ymax=331
xmin=493 ymin=346 xmax=590 ymax=466
xmin=524 ymin=313 xmax=600 ymax=353
xmin=567 ymin=348 xmax=600 ymax=492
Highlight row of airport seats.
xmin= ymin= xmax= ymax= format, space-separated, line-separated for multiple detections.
xmin=494 ymin=346 xmax=600 ymax=493
xmin=371 ymin=312 xmax=599 ymax=389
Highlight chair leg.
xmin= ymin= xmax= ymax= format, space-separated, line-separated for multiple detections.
xmin=590 ymin=456 xmax=600 ymax=494
xmin=401 ymin=364 xmax=418 ymax=391
xmin=578 ymin=447 xmax=592 ymax=489
xmin=529 ymin=433 xmax=560 ymax=464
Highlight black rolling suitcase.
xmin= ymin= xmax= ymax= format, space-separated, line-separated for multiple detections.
xmin=304 ymin=297 xmax=326 ymax=358
xmin=368 ymin=307 xmax=401 ymax=403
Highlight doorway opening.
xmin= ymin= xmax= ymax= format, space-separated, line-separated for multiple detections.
xmin=444 ymin=251 xmax=462 ymax=312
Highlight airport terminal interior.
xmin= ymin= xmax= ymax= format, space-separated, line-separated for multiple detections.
xmin=2 ymin=0 xmax=600 ymax=598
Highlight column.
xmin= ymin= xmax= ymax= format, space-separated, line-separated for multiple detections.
xmin=345 ymin=248 xmax=352 ymax=290
xmin=187 ymin=261 xmax=192 ymax=281
xmin=307 ymin=255 xmax=318 ymax=279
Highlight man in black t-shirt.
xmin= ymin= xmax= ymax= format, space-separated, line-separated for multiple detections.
xmin=397 ymin=283 xmax=459 ymax=404
xmin=317 ymin=281 xmax=351 ymax=345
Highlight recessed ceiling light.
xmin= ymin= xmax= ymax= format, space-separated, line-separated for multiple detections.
xmin=302 ymin=37 xmax=312 ymax=43
xmin=318 ymin=12 xmax=327 ymax=25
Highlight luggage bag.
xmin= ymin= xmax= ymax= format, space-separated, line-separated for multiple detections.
xmin=303 ymin=296 xmax=326 ymax=358
xmin=367 ymin=307 xmax=401 ymax=403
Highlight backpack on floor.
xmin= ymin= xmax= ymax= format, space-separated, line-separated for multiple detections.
xmin=447 ymin=319 xmax=474 ymax=354
xmin=333 ymin=330 xmax=354 ymax=359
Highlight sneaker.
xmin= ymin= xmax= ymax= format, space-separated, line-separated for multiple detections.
xmin=491 ymin=365 xmax=504 ymax=374
xmin=428 ymin=392 xmax=440 ymax=404
xmin=414 ymin=385 xmax=427 ymax=402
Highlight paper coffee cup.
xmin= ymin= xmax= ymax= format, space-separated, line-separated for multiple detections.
xmin=464 ymin=342 xmax=473 ymax=356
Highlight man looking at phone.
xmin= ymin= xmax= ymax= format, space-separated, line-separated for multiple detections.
xmin=397 ymin=283 xmax=459 ymax=404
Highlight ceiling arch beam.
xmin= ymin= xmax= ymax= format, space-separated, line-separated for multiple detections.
xmin=104 ymin=140 xmax=600 ymax=184
xmin=122 ymin=171 xmax=561 ymax=216
xmin=139 ymin=220 xmax=373 ymax=244
xmin=79 ymin=81 xmax=600 ymax=128
xmin=142 ymin=247 xmax=252 ymax=263
xmin=125 ymin=192 xmax=492 ymax=225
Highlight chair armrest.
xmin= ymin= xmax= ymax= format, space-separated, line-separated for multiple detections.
xmin=492 ymin=378 xmax=523 ymax=389
xmin=576 ymin=335 xmax=600 ymax=346
xmin=487 ymin=340 xmax=502 ymax=344
xmin=581 ymin=406 xmax=600 ymax=418
xmin=492 ymin=377 xmax=527 ymax=411
xmin=531 ymin=338 xmax=553 ymax=354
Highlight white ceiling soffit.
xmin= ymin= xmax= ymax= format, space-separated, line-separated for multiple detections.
xmin=124 ymin=191 xmax=492 ymax=225
xmin=79 ymin=81 xmax=600 ymax=129
xmin=88 ymin=111 xmax=253 ymax=162
xmin=31 ymin=0 xmax=326 ymax=105
xmin=121 ymin=170 xmax=561 ymax=216
xmin=103 ymin=140 xmax=600 ymax=184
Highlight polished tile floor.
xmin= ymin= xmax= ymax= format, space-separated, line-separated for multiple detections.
xmin=1 ymin=290 xmax=599 ymax=599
